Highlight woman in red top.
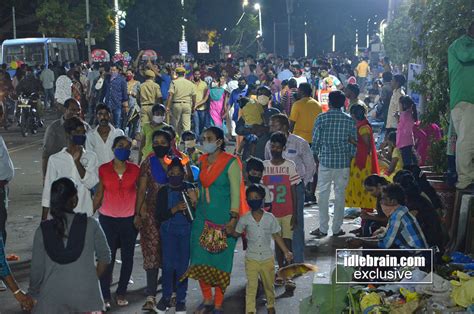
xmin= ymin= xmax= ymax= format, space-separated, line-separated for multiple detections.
xmin=93 ymin=136 xmax=140 ymax=309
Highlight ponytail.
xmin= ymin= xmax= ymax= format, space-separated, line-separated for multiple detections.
xmin=50 ymin=178 xmax=78 ymax=238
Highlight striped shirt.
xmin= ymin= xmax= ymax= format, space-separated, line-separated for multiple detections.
xmin=312 ymin=108 xmax=357 ymax=169
xmin=379 ymin=206 xmax=429 ymax=250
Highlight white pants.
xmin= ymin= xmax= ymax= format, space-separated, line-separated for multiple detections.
xmin=451 ymin=102 xmax=474 ymax=189
xmin=317 ymin=165 xmax=350 ymax=234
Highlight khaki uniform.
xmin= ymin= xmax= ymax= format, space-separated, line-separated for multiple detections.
xmin=168 ymin=77 xmax=196 ymax=135
xmin=139 ymin=79 xmax=162 ymax=125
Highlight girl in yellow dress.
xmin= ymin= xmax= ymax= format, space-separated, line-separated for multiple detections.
xmin=345 ymin=104 xmax=380 ymax=208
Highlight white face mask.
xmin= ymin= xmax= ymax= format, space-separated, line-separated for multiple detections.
xmin=257 ymin=95 xmax=270 ymax=106
xmin=152 ymin=116 xmax=165 ymax=124
xmin=184 ymin=139 xmax=196 ymax=148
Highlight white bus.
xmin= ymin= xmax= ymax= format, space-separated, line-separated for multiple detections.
xmin=1 ymin=37 xmax=80 ymax=66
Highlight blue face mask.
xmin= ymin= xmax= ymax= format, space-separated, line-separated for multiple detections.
xmin=72 ymin=134 xmax=86 ymax=146
xmin=114 ymin=148 xmax=131 ymax=161
xmin=202 ymin=141 xmax=218 ymax=154
xmin=247 ymin=199 xmax=263 ymax=211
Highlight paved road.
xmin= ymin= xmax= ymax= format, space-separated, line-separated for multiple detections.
xmin=0 ymin=112 xmax=356 ymax=313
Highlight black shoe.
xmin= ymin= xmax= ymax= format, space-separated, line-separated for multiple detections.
xmin=332 ymin=229 xmax=346 ymax=237
xmin=310 ymin=228 xmax=327 ymax=238
xmin=175 ymin=302 xmax=186 ymax=314
xmin=156 ymin=297 xmax=171 ymax=313
xmin=305 ymin=193 xmax=317 ymax=206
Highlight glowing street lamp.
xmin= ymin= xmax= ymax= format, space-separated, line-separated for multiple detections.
xmin=254 ymin=3 xmax=262 ymax=37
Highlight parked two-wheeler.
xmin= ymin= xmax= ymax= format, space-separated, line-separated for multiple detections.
xmin=16 ymin=93 xmax=42 ymax=137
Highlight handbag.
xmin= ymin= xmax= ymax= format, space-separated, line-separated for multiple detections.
xmin=199 ymin=219 xmax=228 ymax=253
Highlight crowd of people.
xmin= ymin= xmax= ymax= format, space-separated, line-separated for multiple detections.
xmin=0 ymin=47 xmax=457 ymax=314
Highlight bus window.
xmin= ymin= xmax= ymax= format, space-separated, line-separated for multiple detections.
xmin=3 ymin=44 xmax=44 ymax=66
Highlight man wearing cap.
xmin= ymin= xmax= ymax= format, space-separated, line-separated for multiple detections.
xmin=166 ymin=67 xmax=196 ymax=135
xmin=139 ymin=70 xmax=163 ymax=126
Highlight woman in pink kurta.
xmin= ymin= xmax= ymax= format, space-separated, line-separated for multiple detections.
xmin=208 ymin=82 xmax=226 ymax=128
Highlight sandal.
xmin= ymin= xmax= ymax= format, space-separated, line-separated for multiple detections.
xmin=6 ymin=254 xmax=19 ymax=261
xmin=275 ymin=276 xmax=284 ymax=286
xmin=115 ymin=295 xmax=129 ymax=307
xmin=194 ymin=302 xmax=214 ymax=314
xmin=310 ymin=228 xmax=327 ymax=238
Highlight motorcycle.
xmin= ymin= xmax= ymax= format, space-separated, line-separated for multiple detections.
xmin=16 ymin=93 xmax=43 ymax=137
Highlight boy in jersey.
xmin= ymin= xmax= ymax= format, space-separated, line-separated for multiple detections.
xmin=262 ymin=132 xmax=301 ymax=290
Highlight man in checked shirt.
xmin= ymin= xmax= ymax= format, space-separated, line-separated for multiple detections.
xmin=311 ymin=90 xmax=357 ymax=239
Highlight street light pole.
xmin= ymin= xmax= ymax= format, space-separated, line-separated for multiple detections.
xmin=85 ymin=0 xmax=92 ymax=64
xmin=12 ymin=6 xmax=17 ymax=39
xmin=286 ymin=0 xmax=294 ymax=57
xmin=304 ymin=21 xmax=308 ymax=57
xmin=255 ymin=3 xmax=262 ymax=37
xmin=366 ymin=18 xmax=371 ymax=48
xmin=114 ymin=0 xmax=120 ymax=54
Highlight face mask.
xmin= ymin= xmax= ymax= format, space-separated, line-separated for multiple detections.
xmin=247 ymin=199 xmax=263 ymax=211
xmin=238 ymin=84 xmax=246 ymax=90
xmin=257 ymin=95 xmax=270 ymax=106
xmin=271 ymin=150 xmax=283 ymax=159
xmin=153 ymin=145 xmax=170 ymax=158
xmin=152 ymin=116 xmax=165 ymax=124
xmin=114 ymin=147 xmax=131 ymax=161
xmin=168 ymin=174 xmax=184 ymax=188
xmin=248 ymin=175 xmax=262 ymax=184
xmin=305 ymin=67 xmax=310 ymax=71
xmin=126 ymin=74 xmax=133 ymax=81
xmin=72 ymin=134 xmax=86 ymax=146
xmin=202 ymin=141 xmax=218 ymax=154
xmin=184 ymin=140 xmax=196 ymax=149
xmin=111 ymin=72 xmax=119 ymax=79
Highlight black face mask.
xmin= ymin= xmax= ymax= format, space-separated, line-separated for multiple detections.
xmin=238 ymin=84 xmax=246 ymax=90
xmin=271 ymin=151 xmax=283 ymax=159
xmin=248 ymin=175 xmax=262 ymax=184
xmin=153 ymin=145 xmax=170 ymax=158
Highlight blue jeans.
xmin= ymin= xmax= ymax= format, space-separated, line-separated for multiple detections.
xmin=99 ymin=215 xmax=138 ymax=300
xmin=193 ymin=110 xmax=210 ymax=139
xmin=160 ymin=220 xmax=191 ymax=303
xmin=400 ymin=145 xmax=418 ymax=167
xmin=112 ymin=107 xmax=123 ymax=129
xmin=292 ymin=182 xmax=306 ymax=263
xmin=44 ymin=88 xmax=54 ymax=109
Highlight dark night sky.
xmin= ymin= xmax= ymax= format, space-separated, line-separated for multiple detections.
xmin=196 ymin=0 xmax=389 ymax=55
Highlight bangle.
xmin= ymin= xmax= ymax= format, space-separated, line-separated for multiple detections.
xmin=13 ymin=289 xmax=22 ymax=295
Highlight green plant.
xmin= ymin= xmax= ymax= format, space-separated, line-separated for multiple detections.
xmin=427 ymin=137 xmax=448 ymax=174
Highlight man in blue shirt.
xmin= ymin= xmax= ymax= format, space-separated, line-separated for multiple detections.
xmin=104 ymin=64 xmax=128 ymax=129
xmin=311 ymin=90 xmax=356 ymax=238
xmin=347 ymin=184 xmax=429 ymax=250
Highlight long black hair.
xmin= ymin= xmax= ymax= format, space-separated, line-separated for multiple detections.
xmin=50 ymin=178 xmax=78 ymax=238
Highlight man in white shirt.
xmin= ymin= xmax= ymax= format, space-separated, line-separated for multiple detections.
xmin=42 ymin=117 xmax=99 ymax=219
xmin=39 ymin=64 xmax=55 ymax=109
xmin=55 ymin=70 xmax=72 ymax=107
xmin=85 ymin=103 xmax=124 ymax=166
xmin=0 ymin=135 xmax=14 ymax=244
xmin=277 ymin=62 xmax=293 ymax=81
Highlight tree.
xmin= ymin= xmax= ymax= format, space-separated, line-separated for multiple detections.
xmin=383 ymin=1 xmax=414 ymax=66
xmin=409 ymin=0 xmax=472 ymax=125
xmin=36 ymin=0 xmax=112 ymax=42
xmin=121 ymin=0 xmax=198 ymax=57
xmin=226 ymin=12 xmax=259 ymax=57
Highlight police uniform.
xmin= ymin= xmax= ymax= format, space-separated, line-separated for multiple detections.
xmin=139 ymin=70 xmax=162 ymax=125
xmin=168 ymin=68 xmax=196 ymax=135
